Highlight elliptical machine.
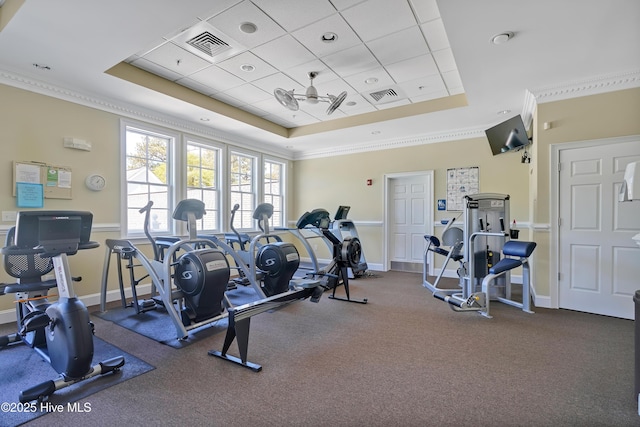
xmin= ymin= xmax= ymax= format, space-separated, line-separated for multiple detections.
xmin=101 ymin=199 xmax=231 ymax=330
xmin=1 ymin=210 xmax=124 ymax=403
xmin=205 ymin=203 xmax=301 ymax=299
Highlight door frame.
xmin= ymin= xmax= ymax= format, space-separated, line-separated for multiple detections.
xmin=383 ymin=171 xmax=434 ymax=271
xmin=549 ymin=134 xmax=640 ymax=309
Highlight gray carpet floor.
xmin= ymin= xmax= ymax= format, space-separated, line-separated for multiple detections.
xmin=1 ymin=271 xmax=637 ymax=427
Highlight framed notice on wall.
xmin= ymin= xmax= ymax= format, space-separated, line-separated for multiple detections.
xmin=446 ymin=166 xmax=479 ymax=211
xmin=13 ymin=161 xmax=72 ymax=200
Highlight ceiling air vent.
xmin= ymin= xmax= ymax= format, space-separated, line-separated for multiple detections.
xmin=172 ymin=21 xmax=245 ymax=63
xmin=186 ymin=32 xmax=230 ymax=58
xmin=367 ymin=86 xmax=407 ymax=104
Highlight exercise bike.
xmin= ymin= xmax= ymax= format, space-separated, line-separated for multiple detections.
xmin=296 ymin=208 xmax=368 ymax=304
xmin=0 ymin=210 xmax=124 ymax=403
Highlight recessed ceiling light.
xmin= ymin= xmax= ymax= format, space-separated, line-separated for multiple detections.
xmin=364 ymin=77 xmax=378 ymax=85
xmin=240 ymin=64 xmax=255 ymax=72
xmin=498 ymin=109 xmax=511 ymax=115
xmin=321 ymin=32 xmax=338 ymax=43
xmin=346 ymin=101 xmax=357 ymax=107
xmin=491 ymin=32 xmax=514 ymax=45
xmin=240 ymin=22 xmax=257 ymax=34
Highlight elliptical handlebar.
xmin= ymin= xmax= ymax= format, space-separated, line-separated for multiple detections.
xmin=229 ymin=204 xmax=246 ymax=251
xmin=139 ymin=200 xmax=160 ymax=261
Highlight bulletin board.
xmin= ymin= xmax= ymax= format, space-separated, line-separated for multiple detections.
xmin=13 ymin=161 xmax=72 ymax=202
xmin=446 ymin=166 xmax=479 ymax=211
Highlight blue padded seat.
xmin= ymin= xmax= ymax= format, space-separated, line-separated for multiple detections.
xmin=502 ymin=240 xmax=537 ymax=258
xmin=489 ymin=258 xmax=522 ymax=275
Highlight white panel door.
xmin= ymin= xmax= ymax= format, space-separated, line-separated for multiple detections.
xmin=559 ymin=139 xmax=640 ymax=319
xmin=390 ymin=174 xmax=432 ymax=264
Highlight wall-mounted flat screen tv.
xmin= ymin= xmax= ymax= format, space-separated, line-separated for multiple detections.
xmin=485 ymin=114 xmax=532 ymax=156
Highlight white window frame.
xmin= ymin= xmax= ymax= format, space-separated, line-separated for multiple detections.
xmin=263 ymin=157 xmax=286 ymax=229
xmin=185 ymin=136 xmax=224 ymax=233
xmin=121 ymin=120 xmax=177 ymax=238
xmin=121 ymin=119 xmax=289 ymax=238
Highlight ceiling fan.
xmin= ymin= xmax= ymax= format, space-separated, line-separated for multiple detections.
xmin=274 ymin=71 xmax=347 ymax=115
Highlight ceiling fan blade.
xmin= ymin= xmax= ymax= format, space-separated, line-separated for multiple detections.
xmin=274 ymin=88 xmax=299 ymax=111
xmin=326 ymin=91 xmax=347 ymax=115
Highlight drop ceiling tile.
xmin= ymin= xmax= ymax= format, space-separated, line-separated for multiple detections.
xmin=188 ymin=65 xmax=246 ymax=91
xmin=252 ymin=72 xmax=305 ymax=94
xmin=206 ymin=1 xmax=286 ymax=49
xmin=409 ymin=88 xmax=450 ymax=103
xmin=322 ymin=44 xmax=380 ymax=78
xmin=129 ymin=57 xmax=184 ymax=81
xmin=251 ymin=0 xmax=337 ymax=32
xmin=252 ymin=35 xmax=317 ymax=70
xmin=421 ymin=18 xmax=449 ymax=51
xmin=223 ymin=83 xmax=272 ymax=104
xmin=366 ymin=26 xmax=430 ymax=66
xmin=432 ymin=48 xmax=459 ymax=72
xmin=409 ymin=0 xmax=441 ymax=23
xmin=217 ymin=51 xmax=277 ymax=82
xmin=196 ymin=0 xmax=245 ymax=20
xmin=284 ymin=59 xmax=339 ymax=86
xmin=292 ymin=13 xmax=361 ymax=58
xmin=329 ymin=0 xmax=366 ymax=11
xmin=398 ymin=74 xmax=447 ymax=98
xmin=343 ymin=68 xmax=395 ymax=93
xmin=340 ymin=0 xmax=416 ymax=42
xmin=385 ymin=54 xmax=438 ymax=83
xmin=176 ymin=76 xmax=217 ymax=95
xmin=142 ymin=42 xmax=212 ymax=76
xmin=442 ymin=69 xmax=464 ymax=92
xmin=339 ymin=93 xmax=377 ymax=114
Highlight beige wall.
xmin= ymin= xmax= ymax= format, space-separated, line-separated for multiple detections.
xmin=531 ymin=87 xmax=640 ymax=297
xmin=292 ymin=136 xmax=531 ymax=265
xmin=1 ymin=82 xmax=638 ymax=314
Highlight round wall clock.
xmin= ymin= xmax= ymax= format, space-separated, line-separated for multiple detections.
xmin=85 ymin=174 xmax=106 ymax=191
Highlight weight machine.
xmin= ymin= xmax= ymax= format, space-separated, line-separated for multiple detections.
xmin=430 ymin=193 xmax=537 ymax=318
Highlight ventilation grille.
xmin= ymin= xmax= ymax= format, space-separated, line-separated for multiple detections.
xmin=172 ymin=21 xmax=245 ymax=63
xmin=370 ymin=88 xmax=400 ymax=102
xmin=186 ymin=32 xmax=230 ymax=58
xmin=367 ymin=86 xmax=407 ymax=104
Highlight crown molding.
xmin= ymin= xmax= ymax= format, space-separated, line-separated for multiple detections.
xmin=529 ymin=70 xmax=640 ymax=104
xmin=0 ymin=68 xmax=295 ymax=160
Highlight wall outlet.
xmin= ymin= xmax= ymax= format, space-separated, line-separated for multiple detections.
xmin=2 ymin=211 xmax=17 ymax=222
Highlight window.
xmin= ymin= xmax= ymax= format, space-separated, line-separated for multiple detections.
xmin=264 ymin=159 xmax=284 ymax=228
xmin=229 ymin=152 xmax=256 ymax=229
xmin=186 ymin=141 xmax=220 ymax=232
xmin=124 ymin=126 xmax=172 ymax=235
xmin=122 ymin=120 xmax=287 ymax=237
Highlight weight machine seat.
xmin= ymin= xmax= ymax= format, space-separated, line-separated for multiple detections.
xmin=502 ymin=240 xmax=537 ymax=258
xmin=424 ymin=235 xmax=464 ymax=262
xmin=488 ymin=241 xmax=537 ymax=275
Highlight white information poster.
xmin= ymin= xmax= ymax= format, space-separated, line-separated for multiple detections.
xmin=446 ymin=167 xmax=479 ymax=211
